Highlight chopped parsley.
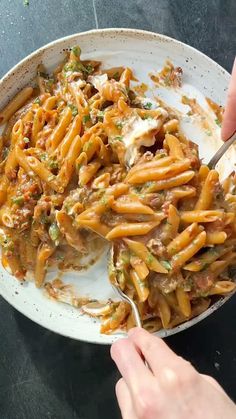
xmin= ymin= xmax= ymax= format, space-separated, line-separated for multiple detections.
xmin=76 ymin=162 xmax=82 ymax=172
xmin=115 ymin=121 xmax=123 ymax=129
xmin=49 ymin=223 xmax=60 ymax=242
xmin=41 ymin=214 xmax=50 ymax=224
xmin=83 ymin=140 xmax=93 ymax=152
xmin=48 ymin=159 xmax=58 ymax=170
xmin=215 ymin=118 xmax=221 ymax=127
xmin=97 ymin=110 xmax=105 ymax=121
xmin=100 ymin=196 xmax=108 ymax=206
xmin=40 ymin=152 xmax=47 ymax=161
xmin=23 ymin=0 xmax=29 ymax=5
xmin=23 ymin=137 xmax=30 ymax=144
xmin=133 ymin=186 xmax=143 ymax=194
xmin=63 ymin=62 xmax=77 ymax=73
xmin=71 ymin=46 xmax=81 ymax=57
xmin=143 ymin=102 xmax=152 ymax=110
xmin=146 ymin=253 xmax=154 ymax=264
xmin=113 ymin=136 xmax=123 ymax=142
xmin=161 ymin=260 xmax=172 ymax=271
xmin=86 ymin=64 xmax=94 ymax=74
xmin=34 ymin=97 xmax=41 ymax=105
xmin=145 ymin=181 xmax=155 ymax=189
xmin=64 ymin=61 xmax=92 ymax=75
xmin=69 ymin=104 xmax=78 ymax=117
xmin=45 ymin=78 xmax=54 ymax=92
xmin=83 ymin=114 xmax=91 ymax=124
xmin=12 ymin=196 xmax=24 ymax=206
xmin=205 ymin=130 xmax=212 ymax=136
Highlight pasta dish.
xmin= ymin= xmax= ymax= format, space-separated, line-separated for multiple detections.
xmin=0 ymin=47 xmax=235 ymax=334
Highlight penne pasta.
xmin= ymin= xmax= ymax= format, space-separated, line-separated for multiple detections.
xmin=0 ymin=87 xmax=33 ymax=125
xmin=167 ymin=222 xmax=201 ymax=256
xmin=106 ymin=221 xmax=161 ymax=240
xmin=124 ymin=238 xmax=168 ymax=274
xmin=130 ymin=269 xmax=149 ymax=302
xmin=176 ymin=287 xmax=191 ymax=317
xmin=0 ymin=46 xmax=235 ymax=336
xmin=127 ymin=159 xmax=191 ymax=184
xmin=180 ymin=210 xmax=224 ymax=223
xmin=165 ymin=133 xmax=184 ymax=159
xmin=145 ymin=170 xmax=195 ymax=192
xmin=47 ymin=107 xmax=72 ymax=151
xmin=194 ymin=170 xmax=219 ymax=210
xmin=171 ymin=231 xmax=206 ymax=270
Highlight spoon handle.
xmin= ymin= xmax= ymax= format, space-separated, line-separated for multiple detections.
xmin=208 ymin=130 xmax=236 ymax=169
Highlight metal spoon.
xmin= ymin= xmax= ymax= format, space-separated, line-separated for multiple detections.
xmin=208 ymin=130 xmax=236 ymax=169
xmin=109 ymin=244 xmax=143 ymax=329
xmin=110 ymin=245 xmax=151 ymax=369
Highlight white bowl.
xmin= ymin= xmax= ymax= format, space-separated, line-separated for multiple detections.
xmin=0 ymin=29 xmax=235 ymax=344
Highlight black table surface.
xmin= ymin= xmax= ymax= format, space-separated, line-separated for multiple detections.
xmin=0 ymin=1 xmax=236 ymax=418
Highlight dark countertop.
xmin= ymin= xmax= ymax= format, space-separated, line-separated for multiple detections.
xmin=0 ymin=1 xmax=235 ymax=418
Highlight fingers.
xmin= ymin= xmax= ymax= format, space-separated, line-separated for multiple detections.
xmin=128 ymin=327 xmax=180 ymax=375
xmin=111 ymin=336 xmax=155 ymax=396
xmin=222 ymin=57 xmax=236 ymax=141
xmin=115 ymin=378 xmax=137 ymax=419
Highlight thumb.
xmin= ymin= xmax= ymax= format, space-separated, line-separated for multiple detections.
xmin=221 ymin=57 xmax=236 ymax=141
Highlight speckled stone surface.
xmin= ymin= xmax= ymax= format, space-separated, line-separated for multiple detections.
xmin=0 ymin=1 xmax=236 ymax=418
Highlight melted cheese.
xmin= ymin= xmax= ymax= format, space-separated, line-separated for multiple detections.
xmin=122 ymin=108 xmax=168 ymax=166
xmin=88 ymin=74 xmax=108 ymax=92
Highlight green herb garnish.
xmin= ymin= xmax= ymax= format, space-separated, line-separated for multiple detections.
xmin=97 ymin=110 xmax=104 ymax=121
xmin=205 ymin=130 xmax=212 ymax=136
xmin=48 ymin=159 xmax=58 ymax=170
xmin=23 ymin=137 xmax=30 ymax=144
xmin=41 ymin=214 xmax=50 ymax=224
xmin=49 ymin=223 xmax=60 ymax=242
xmin=100 ymin=196 xmax=108 ymax=206
xmin=69 ymin=104 xmax=78 ymax=117
xmin=34 ymin=97 xmax=41 ymax=105
xmin=71 ymin=46 xmax=81 ymax=57
xmin=161 ymin=260 xmax=172 ymax=271
xmin=115 ymin=121 xmax=123 ymax=129
xmin=113 ymin=136 xmax=123 ymax=142
xmin=40 ymin=152 xmax=47 ymax=161
xmin=23 ymin=0 xmax=29 ymax=6
xmin=83 ymin=114 xmax=91 ymax=124
xmin=146 ymin=253 xmax=154 ymax=264
xmin=83 ymin=140 xmax=93 ymax=152
xmin=12 ymin=196 xmax=24 ymax=206
xmin=143 ymin=102 xmax=152 ymax=110
xmin=215 ymin=118 xmax=221 ymax=127
xmin=86 ymin=64 xmax=94 ymax=74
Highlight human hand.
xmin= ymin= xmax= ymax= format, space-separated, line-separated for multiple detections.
xmin=111 ymin=328 xmax=236 ymax=419
xmin=222 ymin=57 xmax=236 ymax=141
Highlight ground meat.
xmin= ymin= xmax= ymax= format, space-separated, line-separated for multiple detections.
xmin=150 ymin=272 xmax=178 ymax=293
xmin=142 ymin=193 xmax=164 ymax=210
xmin=147 ymin=238 xmax=167 ymax=259
xmin=192 ymin=271 xmax=215 ymax=294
